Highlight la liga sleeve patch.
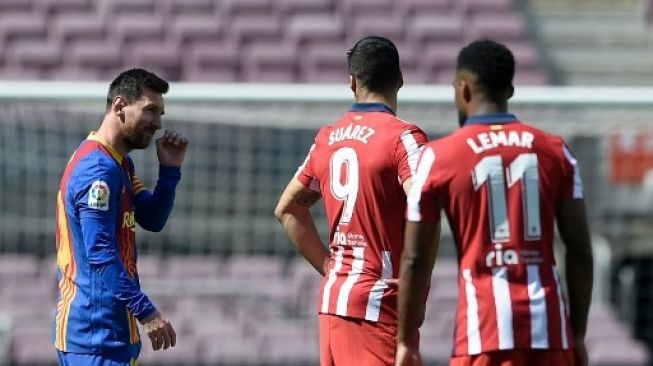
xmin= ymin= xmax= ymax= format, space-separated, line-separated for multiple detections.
xmin=88 ymin=180 xmax=110 ymax=211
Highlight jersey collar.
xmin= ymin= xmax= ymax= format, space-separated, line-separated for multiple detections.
xmin=350 ymin=102 xmax=395 ymax=115
xmin=464 ymin=113 xmax=519 ymax=126
xmin=87 ymin=132 xmax=124 ymax=164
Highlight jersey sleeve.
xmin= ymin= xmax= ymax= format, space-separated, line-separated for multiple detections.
xmin=558 ymin=141 xmax=584 ymax=201
xmin=126 ymin=157 xmax=182 ymax=232
xmin=406 ymin=146 xmax=441 ymax=223
xmin=395 ymin=125 xmax=428 ymax=184
xmin=295 ymin=133 xmax=321 ymax=192
xmin=73 ymin=156 xmax=157 ymax=321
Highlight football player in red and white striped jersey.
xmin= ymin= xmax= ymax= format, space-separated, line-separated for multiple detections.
xmin=275 ymin=36 xmax=427 ymax=366
xmin=396 ymin=40 xmax=593 ymax=366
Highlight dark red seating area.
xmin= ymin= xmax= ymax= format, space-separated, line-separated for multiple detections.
xmin=0 ymin=0 xmax=548 ymax=84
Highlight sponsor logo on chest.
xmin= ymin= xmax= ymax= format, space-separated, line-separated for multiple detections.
xmin=123 ymin=210 xmax=136 ymax=231
xmin=485 ymin=243 xmax=519 ymax=267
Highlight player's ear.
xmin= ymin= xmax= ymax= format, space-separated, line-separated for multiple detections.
xmin=112 ymin=96 xmax=127 ymax=120
xmin=349 ymin=75 xmax=356 ymax=94
xmin=462 ymin=80 xmax=472 ymax=104
xmin=397 ymin=70 xmax=404 ymax=90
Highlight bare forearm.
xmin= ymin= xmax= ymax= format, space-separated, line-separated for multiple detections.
xmin=565 ymin=249 xmax=593 ymax=338
xmin=398 ymin=221 xmax=440 ymax=347
xmin=398 ymin=255 xmax=430 ymax=346
xmin=275 ymin=179 xmax=327 ymax=275
xmin=280 ymin=211 xmax=329 ymax=276
xmin=557 ymin=199 xmax=593 ymax=339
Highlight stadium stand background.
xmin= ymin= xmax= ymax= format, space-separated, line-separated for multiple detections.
xmin=0 ymin=0 xmax=547 ymax=84
xmin=0 ymin=0 xmax=652 ymax=365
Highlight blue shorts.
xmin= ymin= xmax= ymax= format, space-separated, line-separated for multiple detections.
xmin=57 ymin=351 xmax=138 ymax=366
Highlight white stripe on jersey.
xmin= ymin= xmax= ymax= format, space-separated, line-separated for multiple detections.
xmin=336 ymin=247 xmax=366 ymax=316
xmin=562 ymin=145 xmax=583 ymax=199
xmin=492 ymin=266 xmax=514 ymax=350
xmin=553 ymin=266 xmax=569 ymax=349
xmin=295 ymin=143 xmax=320 ymax=192
xmin=321 ymin=247 xmax=344 ymax=313
xmin=400 ymin=130 xmax=422 ymax=176
xmin=463 ymin=269 xmax=482 ymax=355
xmin=527 ymin=265 xmax=549 ymax=349
xmin=407 ymin=147 xmax=436 ymax=222
xmin=364 ymin=250 xmax=392 ymax=321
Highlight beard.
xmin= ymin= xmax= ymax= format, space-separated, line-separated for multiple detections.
xmin=124 ymin=127 xmax=153 ymax=150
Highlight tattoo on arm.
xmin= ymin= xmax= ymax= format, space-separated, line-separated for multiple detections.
xmin=295 ymin=190 xmax=321 ymax=207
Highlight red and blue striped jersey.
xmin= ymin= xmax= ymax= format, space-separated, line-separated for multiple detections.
xmin=54 ymin=133 xmax=180 ymax=355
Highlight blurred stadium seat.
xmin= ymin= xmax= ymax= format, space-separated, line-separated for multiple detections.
xmin=163 ymin=256 xmax=221 ymax=279
xmin=587 ymin=304 xmax=650 ymax=366
xmin=530 ymin=0 xmax=653 ymax=85
xmin=10 ymin=323 xmax=54 ymax=365
xmin=0 ymin=0 xmax=548 ymax=84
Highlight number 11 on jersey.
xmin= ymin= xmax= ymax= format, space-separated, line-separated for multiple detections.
xmin=472 ymin=153 xmax=542 ymax=243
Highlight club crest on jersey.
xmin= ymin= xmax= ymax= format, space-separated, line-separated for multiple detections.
xmin=88 ymin=180 xmax=110 ymax=211
xmin=485 ymin=243 xmax=519 ymax=267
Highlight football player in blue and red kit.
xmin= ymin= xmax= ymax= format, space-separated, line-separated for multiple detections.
xmin=54 ymin=69 xmax=189 ymax=366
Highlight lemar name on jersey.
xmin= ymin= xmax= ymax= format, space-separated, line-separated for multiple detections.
xmin=466 ymin=130 xmax=534 ymax=154
xmin=328 ymin=123 xmax=376 ymax=146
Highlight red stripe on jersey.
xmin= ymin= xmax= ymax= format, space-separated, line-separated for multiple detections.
xmin=119 ymin=165 xmax=137 ymax=278
xmin=454 ymin=275 xmax=469 ymax=355
xmin=55 ymin=140 xmax=97 ymax=351
xmin=59 ymin=141 xmax=96 ymax=202
xmin=57 ymin=141 xmax=95 ymax=279
xmin=510 ymin=266 xmax=532 ymax=349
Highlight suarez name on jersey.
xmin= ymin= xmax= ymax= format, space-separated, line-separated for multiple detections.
xmin=296 ymin=103 xmax=427 ymax=325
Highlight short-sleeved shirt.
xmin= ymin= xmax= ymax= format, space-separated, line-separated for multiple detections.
xmin=407 ymin=114 xmax=583 ymax=355
xmin=296 ymin=103 xmax=427 ymax=324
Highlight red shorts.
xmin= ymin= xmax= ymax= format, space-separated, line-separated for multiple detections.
xmin=450 ymin=349 xmax=575 ymax=366
xmin=319 ymin=314 xmax=396 ymax=366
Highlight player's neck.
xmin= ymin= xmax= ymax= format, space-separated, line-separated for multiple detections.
xmin=354 ymin=91 xmax=397 ymax=113
xmin=95 ymin=116 xmax=130 ymax=156
xmin=469 ymin=102 xmax=508 ymax=117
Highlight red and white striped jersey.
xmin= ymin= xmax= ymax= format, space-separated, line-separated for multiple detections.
xmin=296 ymin=103 xmax=427 ymax=324
xmin=407 ymin=114 xmax=583 ymax=355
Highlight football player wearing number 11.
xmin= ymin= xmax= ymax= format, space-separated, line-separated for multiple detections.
xmin=275 ymin=36 xmax=427 ymax=366
xmin=396 ymin=39 xmax=594 ymax=366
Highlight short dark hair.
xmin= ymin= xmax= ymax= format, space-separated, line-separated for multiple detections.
xmin=347 ymin=36 xmax=401 ymax=94
xmin=106 ymin=68 xmax=169 ymax=110
xmin=457 ymin=39 xmax=514 ymax=102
